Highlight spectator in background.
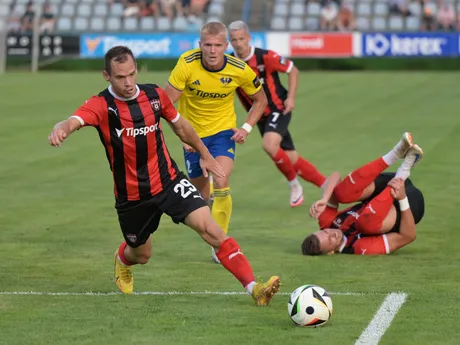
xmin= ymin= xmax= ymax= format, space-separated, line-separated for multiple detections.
xmin=421 ymin=6 xmax=435 ymax=31
xmin=320 ymin=0 xmax=338 ymax=31
xmin=123 ymin=0 xmax=140 ymax=17
xmin=7 ymin=10 xmax=22 ymax=33
xmin=138 ymin=0 xmax=158 ymax=17
xmin=436 ymin=0 xmax=455 ymax=30
xmin=336 ymin=3 xmax=355 ymax=31
xmin=160 ymin=0 xmax=179 ymax=20
xmin=181 ymin=0 xmax=192 ymax=17
xmin=40 ymin=3 xmax=56 ymax=34
xmin=389 ymin=0 xmax=411 ymax=17
xmin=20 ymin=2 xmax=35 ymax=33
xmin=190 ymin=0 xmax=209 ymax=16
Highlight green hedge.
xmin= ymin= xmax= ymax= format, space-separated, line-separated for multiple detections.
xmin=7 ymin=57 xmax=460 ymax=71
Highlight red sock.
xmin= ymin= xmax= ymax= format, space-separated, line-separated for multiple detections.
xmin=217 ymin=238 xmax=255 ymax=288
xmin=118 ymin=241 xmax=135 ymax=266
xmin=272 ymin=148 xmax=297 ymax=182
xmin=355 ymin=187 xmax=394 ymax=234
xmin=334 ymin=158 xmax=389 ymax=204
xmin=293 ymin=156 xmax=326 ymax=187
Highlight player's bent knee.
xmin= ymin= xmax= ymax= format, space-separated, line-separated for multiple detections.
xmin=262 ymin=141 xmax=279 ymax=157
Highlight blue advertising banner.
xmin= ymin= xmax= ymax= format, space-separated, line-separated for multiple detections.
xmin=362 ymin=32 xmax=459 ymax=57
xmin=80 ymin=32 xmax=266 ymax=58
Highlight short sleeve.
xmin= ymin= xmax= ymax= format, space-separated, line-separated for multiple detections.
xmin=157 ymin=87 xmax=180 ymax=123
xmin=318 ymin=206 xmax=339 ymax=229
xmin=239 ymin=64 xmax=262 ymax=96
xmin=71 ymin=96 xmax=105 ymax=127
xmin=265 ymin=50 xmax=294 ymax=73
xmin=168 ymin=56 xmax=190 ymax=91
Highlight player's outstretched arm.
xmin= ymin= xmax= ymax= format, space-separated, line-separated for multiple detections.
xmin=386 ymin=178 xmax=417 ymax=253
xmin=48 ymin=118 xmax=82 ymax=147
xmin=170 ymin=116 xmax=225 ymax=178
xmin=284 ymin=65 xmax=299 ymax=114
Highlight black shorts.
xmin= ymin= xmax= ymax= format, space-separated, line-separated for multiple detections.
xmin=115 ymin=172 xmax=207 ymax=248
xmin=363 ymin=172 xmax=425 ymax=233
xmin=257 ymin=111 xmax=295 ymax=151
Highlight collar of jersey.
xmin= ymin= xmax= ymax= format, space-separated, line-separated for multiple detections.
xmin=201 ymin=55 xmax=228 ymax=72
xmin=235 ymin=45 xmax=255 ymax=62
xmin=108 ymin=84 xmax=140 ymax=101
xmin=338 ymin=234 xmax=347 ymax=253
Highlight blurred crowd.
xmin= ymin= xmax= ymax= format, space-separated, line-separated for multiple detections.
xmin=6 ymin=0 xmax=211 ymax=34
xmin=5 ymin=0 xmax=460 ymax=34
xmin=119 ymin=0 xmax=211 ymax=20
xmin=8 ymin=1 xmax=56 ymax=34
xmin=316 ymin=0 xmax=459 ymax=32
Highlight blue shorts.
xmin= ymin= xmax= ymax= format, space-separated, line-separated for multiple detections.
xmin=184 ymin=129 xmax=236 ymax=178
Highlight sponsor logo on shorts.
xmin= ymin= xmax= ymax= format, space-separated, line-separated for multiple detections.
xmin=126 ymin=233 xmax=137 ymax=243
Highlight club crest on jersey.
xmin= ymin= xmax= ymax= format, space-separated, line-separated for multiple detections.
xmin=220 ymin=77 xmax=232 ymax=85
xmin=279 ymin=56 xmax=287 ymax=65
xmin=150 ymin=98 xmax=161 ymax=111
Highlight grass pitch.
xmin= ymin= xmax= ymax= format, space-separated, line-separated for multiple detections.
xmin=0 ymin=71 xmax=459 ymax=345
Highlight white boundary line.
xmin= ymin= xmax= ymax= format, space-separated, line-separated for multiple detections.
xmin=355 ymin=292 xmax=408 ymax=345
xmin=0 ymin=291 xmax=389 ymax=296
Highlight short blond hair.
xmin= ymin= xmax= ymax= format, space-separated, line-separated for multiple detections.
xmin=200 ymin=21 xmax=228 ymax=39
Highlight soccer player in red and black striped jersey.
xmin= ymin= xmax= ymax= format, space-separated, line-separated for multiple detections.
xmin=229 ymin=21 xmax=326 ymax=208
xmin=301 ymin=133 xmax=425 ymax=256
xmin=48 ymin=46 xmax=281 ymax=305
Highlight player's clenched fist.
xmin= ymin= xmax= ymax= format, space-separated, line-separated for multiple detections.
xmin=48 ymin=125 xmax=68 ymax=147
xmin=388 ymin=178 xmax=406 ymax=200
xmin=231 ymin=127 xmax=249 ymax=144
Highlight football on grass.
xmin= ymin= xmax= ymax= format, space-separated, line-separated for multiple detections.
xmin=287 ymin=284 xmax=333 ymax=327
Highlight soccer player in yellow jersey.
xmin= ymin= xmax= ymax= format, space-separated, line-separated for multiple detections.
xmin=165 ymin=22 xmax=267 ymax=263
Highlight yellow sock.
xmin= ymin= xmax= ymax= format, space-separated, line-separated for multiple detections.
xmin=211 ymin=187 xmax=232 ymax=234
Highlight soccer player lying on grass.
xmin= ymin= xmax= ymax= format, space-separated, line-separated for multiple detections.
xmin=301 ymin=132 xmax=425 ymax=256
xmin=47 ymin=45 xmax=280 ymax=305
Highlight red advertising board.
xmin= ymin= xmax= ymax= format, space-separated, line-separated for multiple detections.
xmin=289 ymin=33 xmax=353 ymax=57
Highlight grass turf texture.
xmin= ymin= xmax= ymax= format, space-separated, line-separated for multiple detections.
xmin=0 ymin=71 xmax=459 ymax=345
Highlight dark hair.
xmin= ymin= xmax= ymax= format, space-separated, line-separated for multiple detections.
xmin=104 ymin=46 xmax=136 ymax=75
xmin=301 ymin=234 xmax=322 ymax=256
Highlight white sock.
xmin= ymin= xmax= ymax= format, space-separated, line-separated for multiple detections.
xmin=245 ymin=281 xmax=256 ymax=294
xmin=382 ymin=150 xmax=399 ymax=166
xmin=395 ymin=167 xmax=410 ymax=181
xmin=288 ymin=177 xmax=300 ymax=187
xmin=117 ymin=255 xmax=130 ymax=267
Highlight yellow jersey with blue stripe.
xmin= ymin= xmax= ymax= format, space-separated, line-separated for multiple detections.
xmin=168 ymin=48 xmax=262 ymax=138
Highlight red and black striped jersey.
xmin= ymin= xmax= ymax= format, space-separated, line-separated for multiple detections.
xmin=232 ymin=46 xmax=294 ymax=116
xmin=318 ymin=204 xmax=390 ymax=255
xmin=71 ymin=84 xmax=180 ymax=202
